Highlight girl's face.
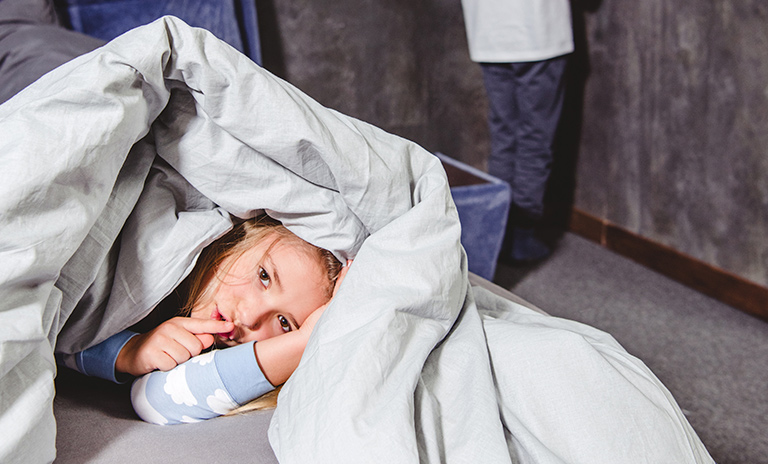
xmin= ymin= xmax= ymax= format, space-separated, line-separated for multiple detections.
xmin=189 ymin=233 xmax=330 ymax=347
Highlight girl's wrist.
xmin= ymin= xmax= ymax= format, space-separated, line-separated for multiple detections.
xmin=115 ymin=333 xmax=143 ymax=376
xmin=114 ymin=338 xmax=134 ymax=374
xmin=253 ymin=329 xmax=310 ymax=386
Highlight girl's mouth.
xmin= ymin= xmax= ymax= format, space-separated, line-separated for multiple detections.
xmin=212 ymin=306 xmax=237 ymax=340
xmin=219 ymin=329 xmax=237 ymax=341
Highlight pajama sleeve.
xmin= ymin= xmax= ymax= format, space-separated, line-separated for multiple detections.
xmin=130 ymin=341 xmax=275 ymax=425
xmin=56 ymin=329 xmax=139 ymax=383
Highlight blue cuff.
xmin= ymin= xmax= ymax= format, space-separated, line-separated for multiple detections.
xmin=77 ymin=330 xmax=138 ymax=383
xmin=215 ymin=341 xmax=275 ymax=405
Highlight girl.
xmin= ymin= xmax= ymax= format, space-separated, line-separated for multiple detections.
xmin=58 ymin=215 xmax=350 ymax=425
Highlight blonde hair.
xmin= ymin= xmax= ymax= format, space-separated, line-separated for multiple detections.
xmin=182 ymin=215 xmax=342 ymax=315
xmin=182 ymin=215 xmax=342 ymax=412
xmin=226 ymin=385 xmax=282 ymax=416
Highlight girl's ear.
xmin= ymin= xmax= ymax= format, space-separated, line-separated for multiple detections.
xmin=332 ymin=262 xmax=352 ymax=297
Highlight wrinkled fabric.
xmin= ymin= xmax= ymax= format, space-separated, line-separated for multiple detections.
xmin=0 ymin=17 xmax=713 ymax=463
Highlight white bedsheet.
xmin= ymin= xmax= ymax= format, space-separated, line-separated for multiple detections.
xmin=0 ymin=17 xmax=713 ymax=463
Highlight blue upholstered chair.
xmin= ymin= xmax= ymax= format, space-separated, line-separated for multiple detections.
xmin=54 ymin=0 xmax=262 ymax=65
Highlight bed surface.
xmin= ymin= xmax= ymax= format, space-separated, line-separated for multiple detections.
xmin=53 ymin=274 xmax=541 ymax=464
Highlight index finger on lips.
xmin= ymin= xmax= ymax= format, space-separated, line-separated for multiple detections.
xmin=182 ymin=317 xmax=234 ymax=335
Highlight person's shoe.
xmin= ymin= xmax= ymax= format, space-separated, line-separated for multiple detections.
xmin=507 ymin=227 xmax=551 ymax=263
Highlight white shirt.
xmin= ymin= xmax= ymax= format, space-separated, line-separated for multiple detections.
xmin=461 ymin=0 xmax=574 ymax=63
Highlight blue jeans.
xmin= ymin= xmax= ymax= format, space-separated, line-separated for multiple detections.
xmin=481 ymin=56 xmax=568 ymax=226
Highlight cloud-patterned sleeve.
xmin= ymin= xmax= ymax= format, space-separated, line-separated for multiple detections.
xmin=130 ymin=341 xmax=275 ymax=425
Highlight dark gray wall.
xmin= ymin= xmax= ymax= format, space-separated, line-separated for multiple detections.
xmin=257 ymin=0 xmax=768 ymax=288
xmin=574 ymin=2 xmax=768 ymax=287
xmin=256 ymin=0 xmax=489 ymax=169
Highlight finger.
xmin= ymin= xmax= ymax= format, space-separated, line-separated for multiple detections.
xmin=162 ymin=341 xmax=196 ymax=367
xmin=170 ymin=328 xmax=212 ymax=357
xmin=180 ymin=317 xmax=235 ymax=335
xmin=151 ymin=325 xmax=205 ymax=360
xmin=195 ymin=333 xmax=215 ymax=349
xmin=155 ymin=351 xmax=181 ymax=372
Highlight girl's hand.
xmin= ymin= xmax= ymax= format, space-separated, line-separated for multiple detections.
xmin=115 ymin=317 xmax=234 ymax=377
xmin=298 ymin=259 xmax=352 ymax=340
xmin=255 ymin=260 xmax=352 ymax=386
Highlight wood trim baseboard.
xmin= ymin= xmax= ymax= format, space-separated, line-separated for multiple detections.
xmin=568 ymin=208 xmax=768 ymax=322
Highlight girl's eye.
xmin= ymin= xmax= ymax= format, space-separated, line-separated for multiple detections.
xmin=277 ymin=315 xmax=292 ymax=333
xmin=258 ymin=267 xmax=270 ymax=288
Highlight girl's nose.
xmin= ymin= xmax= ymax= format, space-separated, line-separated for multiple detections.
xmin=234 ymin=305 xmax=280 ymax=342
xmin=234 ymin=305 xmax=260 ymax=331
xmin=233 ymin=315 xmax=280 ymax=343
xmin=234 ymin=288 xmax=263 ymax=326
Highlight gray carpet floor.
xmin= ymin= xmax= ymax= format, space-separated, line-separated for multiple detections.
xmin=493 ymin=232 xmax=768 ymax=464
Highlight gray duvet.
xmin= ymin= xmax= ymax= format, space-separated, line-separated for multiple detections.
xmin=0 ymin=17 xmax=712 ymax=464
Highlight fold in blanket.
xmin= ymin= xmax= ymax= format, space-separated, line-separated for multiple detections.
xmin=0 ymin=17 xmax=713 ymax=463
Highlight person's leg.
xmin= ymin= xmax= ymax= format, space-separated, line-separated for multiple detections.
xmin=481 ymin=57 xmax=567 ymax=262
xmin=482 ymin=63 xmax=544 ymax=262
xmin=508 ymin=56 xmax=568 ymax=261
xmin=492 ymin=56 xmax=567 ymax=262
xmin=481 ymin=62 xmax=519 ymax=190
xmin=511 ymin=56 xmax=567 ymax=225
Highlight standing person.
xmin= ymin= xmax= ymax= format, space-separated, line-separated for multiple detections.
xmin=461 ymin=0 xmax=574 ymax=262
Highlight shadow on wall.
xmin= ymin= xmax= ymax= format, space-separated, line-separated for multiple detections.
xmin=544 ymin=0 xmax=603 ymax=231
xmin=254 ymin=0 xmax=286 ymax=78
